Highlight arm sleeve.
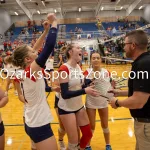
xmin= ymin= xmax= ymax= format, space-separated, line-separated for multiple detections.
xmin=35 ymin=27 xmax=57 ymax=68
xmin=59 ymin=65 xmax=86 ymax=99
xmin=60 ymin=82 xmax=86 ymax=99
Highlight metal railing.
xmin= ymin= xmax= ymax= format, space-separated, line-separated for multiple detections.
xmin=3 ymin=27 xmax=150 ymax=42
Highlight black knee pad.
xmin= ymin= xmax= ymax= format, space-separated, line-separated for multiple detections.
xmin=0 ymin=121 xmax=5 ymax=136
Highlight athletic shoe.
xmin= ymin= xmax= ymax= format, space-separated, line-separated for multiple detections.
xmin=106 ymin=145 xmax=112 ymax=150
xmin=58 ymin=140 xmax=66 ymax=150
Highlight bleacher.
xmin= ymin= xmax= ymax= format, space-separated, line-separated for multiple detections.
xmin=102 ymin=21 xmax=145 ymax=30
xmin=5 ymin=20 xmax=149 ymax=42
xmin=64 ymin=23 xmax=98 ymax=32
xmin=12 ymin=23 xmax=97 ymax=35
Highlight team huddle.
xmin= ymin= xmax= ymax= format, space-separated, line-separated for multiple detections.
xmin=0 ymin=13 xmax=114 ymax=150
xmin=0 ymin=13 xmax=150 ymax=150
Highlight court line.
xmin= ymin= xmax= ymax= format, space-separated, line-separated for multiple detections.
xmin=4 ymin=117 xmax=133 ymax=126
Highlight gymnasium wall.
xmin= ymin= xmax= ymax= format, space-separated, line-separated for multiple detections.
xmin=11 ymin=9 xmax=143 ymax=24
xmin=0 ymin=8 xmax=12 ymax=35
xmin=143 ymin=5 xmax=150 ymax=23
xmin=97 ymin=10 xmax=143 ymax=17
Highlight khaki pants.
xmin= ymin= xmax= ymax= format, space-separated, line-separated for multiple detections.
xmin=134 ymin=120 xmax=150 ymax=150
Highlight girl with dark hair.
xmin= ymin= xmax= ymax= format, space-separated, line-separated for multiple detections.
xmin=84 ymin=52 xmax=113 ymax=150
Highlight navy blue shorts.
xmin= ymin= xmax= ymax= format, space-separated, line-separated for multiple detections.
xmin=58 ymin=106 xmax=84 ymax=115
xmin=54 ymin=96 xmax=59 ymax=108
xmin=25 ymin=123 xmax=54 ymax=143
xmin=0 ymin=121 xmax=4 ymax=136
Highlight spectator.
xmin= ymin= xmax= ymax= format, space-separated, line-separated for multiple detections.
xmin=97 ymin=19 xmax=102 ymax=30
xmin=3 ymin=41 xmax=7 ymax=51
xmin=27 ymin=19 xmax=31 ymax=30
xmin=75 ymin=27 xmax=78 ymax=32
xmin=7 ymin=41 xmax=12 ymax=51
xmin=83 ymin=50 xmax=88 ymax=65
xmin=11 ymin=30 xmax=14 ymax=36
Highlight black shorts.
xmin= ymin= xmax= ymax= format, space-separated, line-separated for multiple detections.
xmin=25 ymin=123 xmax=54 ymax=143
xmin=54 ymin=96 xmax=59 ymax=108
xmin=58 ymin=106 xmax=84 ymax=115
xmin=84 ymin=57 xmax=88 ymax=61
xmin=0 ymin=121 xmax=4 ymax=136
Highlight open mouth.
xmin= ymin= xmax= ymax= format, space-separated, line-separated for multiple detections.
xmin=79 ymin=53 xmax=82 ymax=56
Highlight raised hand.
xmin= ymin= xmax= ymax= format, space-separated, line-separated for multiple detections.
xmin=47 ymin=13 xmax=57 ymax=24
xmin=42 ymin=20 xmax=50 ymax=31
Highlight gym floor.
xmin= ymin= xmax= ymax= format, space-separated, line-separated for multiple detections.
xmin=0 ymin=64 xmax=135 ymax=150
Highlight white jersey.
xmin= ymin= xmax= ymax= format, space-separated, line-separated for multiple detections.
xmin=21 ymin=66 xmax=53 ymax=127
xmin=46 ymin=58 xmax=54 ymax=70
xmin=58 ymin=63 xmax=84 ymax=111
xmin=85 ymin=68 xmax=113 ymax=109
xmin=6 ymin=63 xmax=16 ymax=77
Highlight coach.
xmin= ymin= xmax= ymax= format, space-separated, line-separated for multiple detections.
xmin=109 ymin=30 xmax=150 ymax=150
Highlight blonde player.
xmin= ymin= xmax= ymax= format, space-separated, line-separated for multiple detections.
xmin=8 ymin=14 xmax=58 ymax=150
xmin=14 ymin=18 xmax=55 ymax=150
xmin=84 ymin=52 xmax=113 ymax=150
xmin=3 ymin=56 xmax=17 ymax=95
xmin=58 ymin=44 xmax=99 ymax=150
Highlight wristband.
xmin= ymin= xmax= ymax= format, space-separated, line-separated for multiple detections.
xmin=115 ymin=99 xmax=120 ymax=107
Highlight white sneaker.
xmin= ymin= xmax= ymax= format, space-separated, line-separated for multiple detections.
xmin=58 ymin=140 xmax=66 ymax=150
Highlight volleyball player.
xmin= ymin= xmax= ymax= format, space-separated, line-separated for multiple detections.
xmin=84 ymin=52 xmax=113 ymax=150
xmin=9 ymin=13 xmax=58 ymax=150
xmin=0 ymin=87 xmax=8 ymax=150
xmin=58 ymin=43 xmax=100 ymax=150
xmin=45 ymin=55 xmax=54 ymax=85
xmin=54 ymin=90 xmax=66 ymax=150
xmin=57 ymin=54 xmax=64 ymax=68
xmin=54 ymin=52 xmax=67 ymax=150
xmin=3 ymin=56 xmax=17 ymax=95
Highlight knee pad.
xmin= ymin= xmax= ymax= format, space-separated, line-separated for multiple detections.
xmin=80 ymin=124 xmax=93 ymax=148
xmin=68 ymin=142 xmax=79 ymax=150
xmin=58 ymin=127 xmax=66 ymax=135
xmin=103 ymin=128 xmax=110 ymax=133
xmin=0 ymin=121 xmax=4 ymax=136
xmin=31 ymin=140 xmax=36 ymax=150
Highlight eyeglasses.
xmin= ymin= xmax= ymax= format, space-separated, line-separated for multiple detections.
xmin=123 ymin=42 xmax=132 ymax=47
xmin=124 ymin=42 xmax=132 ymax=45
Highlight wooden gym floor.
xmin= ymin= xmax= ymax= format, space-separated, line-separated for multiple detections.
xmin=0 ymin=63 xmax=136 ymax=150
